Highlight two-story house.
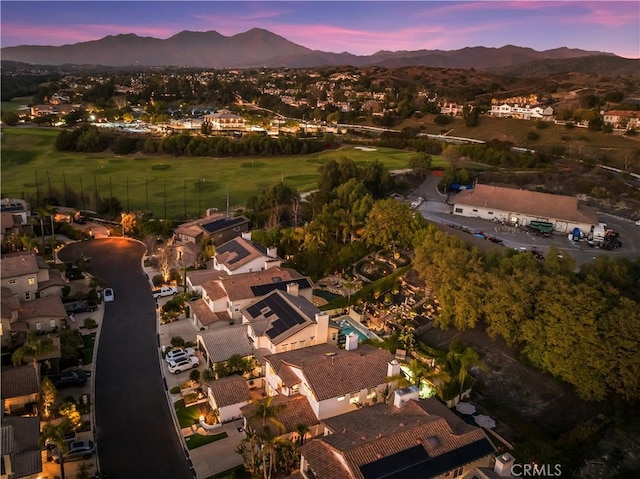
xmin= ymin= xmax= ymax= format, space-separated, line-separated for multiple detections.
xmin=1 ymin=252 xmax=65 ymax=301
xmin=298 ymin=397 xmax=497 ymax=479
xmin=213 ymin=233 xmax=281 ymax=275
xmin=174 ymin=212 xmax=249 ymax=246
xmin=242 ymin=290 xmax=339 ymax=355
xmin=203 ymin=110 xmax=246 ymax=131
xmin=1 ymin=365 xmax=40 ymax=417
xmin=262 ymin=342 xmax=397 ymax=420
xmin=195 ymin=267 xmax=314 ymax=326
xmin=0 ymin=198 xmax=32 ymax=242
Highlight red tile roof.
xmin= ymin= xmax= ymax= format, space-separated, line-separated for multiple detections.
xmin=206 ymin=375 xmax=252 ymax=408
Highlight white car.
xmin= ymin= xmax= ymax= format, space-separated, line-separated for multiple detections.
xmin=168 ymin=356 xmax=200 ymax=374
xmin=103 ymin=288 xmax=114 ymax=302
xmin=165 ymin=347 xmax=195 ymax=363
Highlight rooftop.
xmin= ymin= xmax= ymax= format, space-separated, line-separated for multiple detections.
xmin=1 ymin=365 xmax=40 ymax=399
xmin=0 ymin=253 xmax=39 ymax=279
xmin=197 ymin=324 xmax=253 ymax=364
xmin=206 ymin=375 xmax=251 ymax=408
xmin=453 ymin=184 xmax=598 ymax=225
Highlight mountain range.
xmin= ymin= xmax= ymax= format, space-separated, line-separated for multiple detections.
xmin=1 ymin=28 xmax=636 ymax=74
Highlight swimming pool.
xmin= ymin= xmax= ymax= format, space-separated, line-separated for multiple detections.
xmin=338 ymin=319 xmax=370 ymax=341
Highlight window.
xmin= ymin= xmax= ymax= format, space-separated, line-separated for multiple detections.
xmin=488 ymin=211 xmax=494 ymax=215
xmin=35 ymin=322 xmax=42 ymax=331
xmin=290 ymin=342 xmax=297 ymax=350
xmin=455 ymin=207 xmax=463 ymax=213
xmin=281 ymin=344 xmax=289 ymax=352
xmin=337 ymin=396 xmax=345 ymax=401
xmin=299 ymin=340 xmax=305 ymax=348
xmin=50 ymin=319 xmax=57 ymax=329
xmin=472 ymin=209 xmax=478 ymax=213
xmin=453 ymin=467 xmax=464 ymax=478
xmin=331 ymin=333 xmax=337 ymax=341
xmin=24 ymin=292 xmax=31 ymax=301
xmin=8 ymin=279 xmax=16 ymax=285
xmin=28 ymin=277 xmax=36 ymax=285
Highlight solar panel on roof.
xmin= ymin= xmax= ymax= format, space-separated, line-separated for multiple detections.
xmin=359 ymin=439 xmax=494 ymax=479
xmin=250 ymin=278 xmax=312 ymax=296
xmin=201 ymin=216 xmax=246 ymax=234
xmin=217 ymin=239 xmax=251 ymax=264
xmin=246 ymin=293 xmax=308 ymax=340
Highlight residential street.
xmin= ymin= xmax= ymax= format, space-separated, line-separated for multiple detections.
xmin=58 ymin=238 xmax=193 ymax=479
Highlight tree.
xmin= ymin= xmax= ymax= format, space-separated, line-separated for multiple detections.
xmin=446 ymin=343 xmax=481 ymax=398
xmin=409 ymin=153 xmax=432 ymax=179
xmin=246 ymin=396 xmax=285 ymax=438
xmin=12 ymin=332 xmax=57 ymax=368
xmin=40 ymin=377 xmax=57 ymax=419
xmin=40 ymin=420 xmax=71 ymax=479
xmin=293 ymin=423 xmax=309 ymax=447
xmin=362 ymin=199 xmax=425 ymax=251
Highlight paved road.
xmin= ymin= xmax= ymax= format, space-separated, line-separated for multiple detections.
xmin=58 ymin=238 xmax=193 ymax=479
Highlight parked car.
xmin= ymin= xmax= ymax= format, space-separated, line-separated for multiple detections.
xmin=45 ymin=429 xmax=77 ymax=450
xmin=165 ymin=347 xmax=195 ymax=363
xmin=152 ymin=285 xmax=179 ymax=299
xmin=47 ymin=370 xmax=88 ymax=389
xmin=64 ymin=300 xmax=97 ymax=314
xmin=168 ymin=356 xmax=200 ymax=374
xmin=103 ymin=288 xmax=114 ymax=302
xmin=51 ymin=440 xmax=96 ymax=463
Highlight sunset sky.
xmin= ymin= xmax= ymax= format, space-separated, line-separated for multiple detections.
xmin=2 ymin=1 xmax=639 ymax=58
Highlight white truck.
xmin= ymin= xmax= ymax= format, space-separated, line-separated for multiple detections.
xmin=152 ymin=285 xmax=179 ymax=299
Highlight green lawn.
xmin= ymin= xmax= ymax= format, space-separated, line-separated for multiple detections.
xmin=1 ymin=128 xmax=422 ymax=219
xmin=80 ymin=333 xmax=96 ymax=365
xmin=1 ymin=96 xmax=33 ymax=114
xmin=185 ymin=432 xmax=228 ymax=450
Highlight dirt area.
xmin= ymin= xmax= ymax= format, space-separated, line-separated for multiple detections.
xmin=416 ymin=322 xmax=605 ymax=442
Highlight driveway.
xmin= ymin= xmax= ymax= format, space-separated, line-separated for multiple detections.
xmin=58 ymin=238 xmax=193 ymax=478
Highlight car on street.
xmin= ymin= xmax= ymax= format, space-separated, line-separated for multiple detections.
xmin=103 ymin=288 xmax=114 ymax=302
xmin=168 ymin=356 xmax=200 ymax=374
xmin=165 ymin=347 xmax=195 ymax=363
xmin=47 ymin=370 xmax=88 ymax=389
xmin=51 ymin=440 xmax=96 ymax=463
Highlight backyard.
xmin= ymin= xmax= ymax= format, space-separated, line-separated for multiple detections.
xmin=1 ymin=127 xmax=435 ymax=218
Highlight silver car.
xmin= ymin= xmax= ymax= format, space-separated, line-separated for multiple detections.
xmin=51 ymin=440 xmax=96 ymax=463
xmin=165 ymin=347 xmax=195 ymax=363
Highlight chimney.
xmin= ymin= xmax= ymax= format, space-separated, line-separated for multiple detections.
xmin=494 ymin=453 xmax=515 ymax=477
xmin=286 ymin=282 xmax=299 ymax=297
xmin=241 ymin=231 xmax=252 ymax=241
xmin=315 ymin=312 xmax=329 ymax=344
xmin=267 ymin=246 xmax=278 ymax=258
xmin=392 ymin=385 xmax=419 ymax=408
xmin=387 ymin=359 xmax=400 ymax=378
xmin=345 ymin=332 xmax=358 ymax=351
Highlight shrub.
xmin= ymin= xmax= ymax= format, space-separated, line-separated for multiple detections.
xmin=526 ymin=131 xmax=539 ymax=141
xmin=189 ymin=369 xmax=201 ymax=382
xmin=62 ymin=285 xmax=71 ymax=297
xmin=170 ymin=336 xmax=185 ymax=348
xmin=83 ymin=317 xmax=97 ymax=329
xmin=152 ymin=274 xmax=164 ymax=286
xmin=170 ymin=386 xmax=181 ymax=394
xmin=201 ymin=369 xmax=214 ymax=382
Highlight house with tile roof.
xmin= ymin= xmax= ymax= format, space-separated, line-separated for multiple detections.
xmin=0 ymin=199 xmax=31 ymax=243
xmin=189 ymin=266 xmax=315 ymax=329
xmin=174 ymin=212 xmax=249 ymax=246
xmin=1 ymin=252 xmax=66 ymax=302
xmin=242 ymin=290 xmax=339 ymax=355
xmin=262 ymin=343 xmax=398 ymax=420
xmin=196 ymin=324 xmax=254 ymax=370
xmin=205 ymin=375 xmax=252 ymax=423
xmin=1 ymin=416 xmax=42 ymax=479
xmin=603 ymin=110 xmax=640 ymax=130
xmin=1 ymin=365 xmax=40 ymax=416
xmin=213 ymin=232 xmax=282 ymax=275
xmin=298 ymin=398 xmax=496 ymax=479
xmin=452 ymin=184 xmax=598 ymax=234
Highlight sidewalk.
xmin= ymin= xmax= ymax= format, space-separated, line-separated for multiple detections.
xmin=144 ymin=260 xmax=245 ymax=479
xmin=40 ymin=296 xmax=104 ymax=479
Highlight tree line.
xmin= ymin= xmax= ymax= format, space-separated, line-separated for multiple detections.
xmin=54 ymin=125 xmax=326 ymax=157
xmin=412 ymin=225 xmax=640 ymax=402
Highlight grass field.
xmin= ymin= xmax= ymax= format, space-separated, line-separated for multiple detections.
xmin=1 ymin=127 xmax=429 ymax=219
xmin=1 ymin=96 xmax=33 ymax=114
xmin=399 ymin=116 xmax=640 ymax=162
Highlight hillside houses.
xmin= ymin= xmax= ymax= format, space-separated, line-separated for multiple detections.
xmin=489 ymin=103 xmax=554 ymax=119
xmin=603 ymin=110 xmax=640 ymax=130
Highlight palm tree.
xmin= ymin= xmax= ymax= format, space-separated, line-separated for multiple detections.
xmin=247 ymin=396 xmax=285 ymax=438
xmin=238 ymin=426 xmax=260 ymax=475
xmin=293 ymin=423 xmax=309 ymax=447
xmin=39 ymin=420 xmax=71 ymax=479
xmin=257 ymin=429 xmax=293 ymax=479
xmin=12 ymin=332 xmax=57 ymax=369
xmin=446 ymin=344 xmax=480 ymax=398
